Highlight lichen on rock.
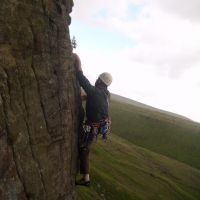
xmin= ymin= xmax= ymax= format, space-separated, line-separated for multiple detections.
xmin=0 ymin=0 xmax=79 ymax=199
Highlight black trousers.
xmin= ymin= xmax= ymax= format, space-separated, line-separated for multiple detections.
xmin=78 ymin=127 xmax=95 ymax=174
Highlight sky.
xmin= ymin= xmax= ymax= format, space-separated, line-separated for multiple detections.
xmin=70 ymin=0 xmax=200 ymax=123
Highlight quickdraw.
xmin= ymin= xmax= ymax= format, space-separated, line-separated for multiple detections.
xmin=83 ymin=118 xmax=111 ymax=141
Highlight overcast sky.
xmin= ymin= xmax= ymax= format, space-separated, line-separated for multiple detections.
xmin=70 ymin=0 xmax=200 ymax=123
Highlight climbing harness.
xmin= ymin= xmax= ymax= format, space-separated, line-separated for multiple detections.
xmin=81 ymin=118 xmax=111 ymax=148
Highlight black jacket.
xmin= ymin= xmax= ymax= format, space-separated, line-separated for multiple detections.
xmin=77 ymin=71 xmax=110 ymax=122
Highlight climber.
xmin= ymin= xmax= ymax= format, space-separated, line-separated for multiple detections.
xmin=73 ymin=53 xmax=112 ymax=186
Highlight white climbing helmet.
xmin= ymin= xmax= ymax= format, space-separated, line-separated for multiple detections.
xmin=98 ymin=72 xmax=113 ymax=86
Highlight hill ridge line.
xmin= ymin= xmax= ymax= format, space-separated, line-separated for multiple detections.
xmin=111 ymin=93 xmax=193 ymax=122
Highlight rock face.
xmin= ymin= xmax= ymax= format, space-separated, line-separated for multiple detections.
xmin=0 ymin=0 xmax=79 ymax=199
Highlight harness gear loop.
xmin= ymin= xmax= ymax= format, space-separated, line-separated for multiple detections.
xmin=82 ymin=118 xmax=111 ymax=146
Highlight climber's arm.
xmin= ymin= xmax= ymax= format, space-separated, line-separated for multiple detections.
xmin=73 ymin=54 xmax=95 ymax=95
xmin=76 ymin=71 xmax=95 ymax=95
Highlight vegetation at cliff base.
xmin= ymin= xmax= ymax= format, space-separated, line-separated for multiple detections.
xmin=110 ymin=97 xmax=200 ymax=169
xmin=77 ymin=135 xmax=200 ymax=200
xmin=77 ymin=96 xmax=200 ymax=200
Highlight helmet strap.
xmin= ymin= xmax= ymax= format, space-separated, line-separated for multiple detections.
xmin=95 ymin=78 xmax=107 ymax=88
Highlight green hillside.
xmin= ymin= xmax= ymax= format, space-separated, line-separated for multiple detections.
xmin=77 ymin=135 xmax=200 ymax=200
xmin=111 ymin=94 xmax=190 ymax=120
xmin=110 ymin=99 xmax=200 ymax=169
xmin=77 ymin=95 xmax=200 ymax=199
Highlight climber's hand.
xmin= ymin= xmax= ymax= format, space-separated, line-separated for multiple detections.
xmin=73 ymin=53 xmax=82 ymax=71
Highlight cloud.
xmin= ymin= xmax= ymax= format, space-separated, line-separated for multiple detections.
xmin=72 ymin=0 xmax=200 ymax=23
xmin=98 ymin=3 xmax=200 ymax=79
xmin=130 ymin=5 xmax=200 ymax=78
xmin=152 ymin=0 xmax=200 ymax=22
xmin=71 ymin=1 xmax=200 ymax=121
xmin=71 ymin=1 xmax=200 ymax=79
xmin=71 ymin=0 xmax=145 ymax=21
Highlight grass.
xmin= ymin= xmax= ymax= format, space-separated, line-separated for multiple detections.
xmin=77 ymin=97 xmax=200 ymax=199
xmin=110 ymin=100 xmax=200 ymax=169
xmin=77 ymin=135 xmax=200 ymax=200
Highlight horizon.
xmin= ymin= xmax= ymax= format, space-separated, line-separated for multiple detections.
xmin=110 ymin=93 xmax=197 ymax=122
xmin=70 ymin=0 xmax=200 ymax=123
